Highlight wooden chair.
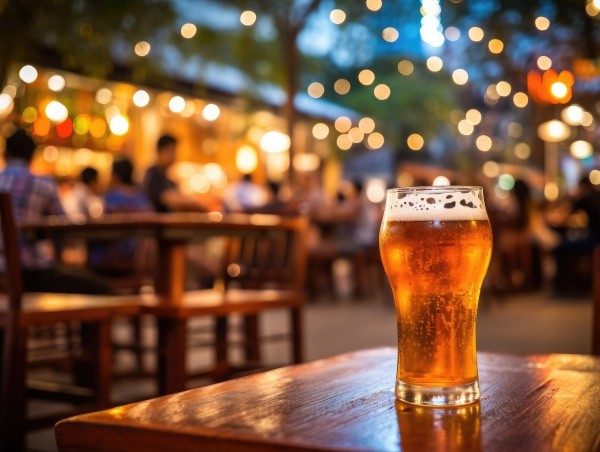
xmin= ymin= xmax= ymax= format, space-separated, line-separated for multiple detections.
xmin=0 ymin=193 xmax=142 ymax=450
xmin=145 ymin=214 xmax=309 ymax=395
xmin=593 ymin=245 xmax=600 ymax=355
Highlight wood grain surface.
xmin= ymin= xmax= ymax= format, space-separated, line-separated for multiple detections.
xmin=55 ymin=348 xmax=600 ymax=451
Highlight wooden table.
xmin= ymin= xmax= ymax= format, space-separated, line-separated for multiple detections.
xmin=22 ymin=212 xmax=307 ymax=395
xmin=55 ymin=347 xmax=600 ymax=451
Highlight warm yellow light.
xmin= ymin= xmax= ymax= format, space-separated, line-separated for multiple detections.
xmin=374 ymin=83 xmax=390 ymax=100
xmin=537 ymin=55 xmax=552 ymax=70
xmin=433 ymin=176 xmax=451 ymax=186
xmin=43 ymin=146 xmax=58 ymax=162
xmin=544 ymin=182 xmax=559 ymax=201
xmin=367 ymin=132 xmax=384 ymax=149
xmin=134 ymin=41 xmax=151 ymax=57
xmin=486 ymin=84 xmax=500 ymax=101
xmin=590 ymin=169 xmax=600 ymax=185
xmin=514 ymin=143 xmax=531 ymax=159
xmin=513 ymin=92 xmax=529 ymax=108
xmin=236 ymin=145 xmax=258 ymax=174
xmin=95 ymin=88 xmax=112 ymax=105
xmin=104 ymin=105 xmax=120 ymax=122
xmin=47 ymin=74 xmax=65 ymax=92
xmin=365 ymin=179 xmax=387 ymax=203
xmin=19 ymin=65 xmax=38 ymax=83
xmin=203 ymin=163 xmax=227 ymax=189
xmin=348 ymin=127 xmax=364 ymax=143
xmin=0 ymin=94 xmax=14 ymax=118
xmin=496 ymin=80 xmax=512 ymax=97
xmin=483 ymin=161 xmax=500 ymax=178
xmin=426 ymin=56 xmax=443 ymax=72
xmin=570 ymin=140 xmax=593 ymax=159
xmin=468 ymin=27 xmax=484 ymax=42
xmin=407 ymin=133 xmax=424 ymax=151
xmin=476 ymin=135 xmax=492 ymax=152
xmin=190 ymin=174 xmax=210 ymax=193
xmin=582 ymin=112 xmax=594 ymax=127
xmin=308 ymin=82 xmax=325 ymax=98
xmin=550 ymin=81 xmax=568 ymax=99
xmin=466 ymin=109 xmax=482 ymax=125
xmin=359 ymin=117 xmax=375 ymax=133
xmin=330 ymin=9 xmax=346 ymax=24
xmin=366 ymin=0 xmax=382 ymax=11
xmin=240 ymin=10 xmax=257 ymax=26
xmin=382 ymin=27 xmax=399 ymax=42
xmin=181 ymin=23 xmax=197 ymax=38
xmin=169 ymin=96 xmax=185 ymax=113
xmin=202 ymin=103 xmax=220 ymax=121
xmin=334 ymin=79 xmax=351 ymax=95
xmin=458 ymin=120 xmax=474 ymax=136
xmin=22 ymin=106 xmax=37 ymax=123
xmin=561 ymin=104 xmax=584 ymax=125
xmin=358 ymin=69 xmax=375 ymax=85
xmin=535 ymin=16 xmax=550 ymax=31
xmin=45 ymin=101 xmax=68 ymax=122
xmin=488 ymin=39 xmax=504 ymax=54
xmin=90 ymin=117 xmax=106 ymax=138
xmin=109 ymin=115 xmax=129 ymax=136
xmin=337 ymin=134 xmax=352 ymax=150
xmin=312 ymin=123 xmax=329 ymax=139
xmin=452 ymin=69 xmax=468 ymax=85
xmin=398 ymin=60 xmax=414 ymax=76
xmin=293 ymin=153 xmax=320 ymax=172
xmin=537 ymin=120 xmax=570 ymax=142
xmin=260 ymin=130 xmax=290 ymax=153
xmin=133 ymin=90 xmax=150 ymax=107
xmin=73 ymin=114 xmax=91 ymax=134
xmin=334 ymin=116 xmax=352 ymax=133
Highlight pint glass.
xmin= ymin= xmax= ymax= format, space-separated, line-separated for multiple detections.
xmin=379 ymin=186 xmax=492 ymax=406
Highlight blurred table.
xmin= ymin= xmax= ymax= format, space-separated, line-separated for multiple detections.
xmin=55 ymin=347 xmax=600 ymax=451
xmin=22 ymin=212 xmax=306 ymax=394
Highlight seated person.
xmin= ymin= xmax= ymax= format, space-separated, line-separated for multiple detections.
xmin=88 ymin=158 xmax=153 ymax=283
xmin=0 ymin=129 xmax=111 ymax=294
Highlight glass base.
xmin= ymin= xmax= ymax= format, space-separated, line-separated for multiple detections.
xmin=396 ymin=380 xmax=480 ymax=407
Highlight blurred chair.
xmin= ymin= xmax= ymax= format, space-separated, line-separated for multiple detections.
xmin=147 ymin=214 xmax=309 ymax=393
xmin=0 ymin=193 xmax=141 ymax=450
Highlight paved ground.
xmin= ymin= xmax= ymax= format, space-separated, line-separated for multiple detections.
xmin=28 ymin=290 xmax=593 ymax=451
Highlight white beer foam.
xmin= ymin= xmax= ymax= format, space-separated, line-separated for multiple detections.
xmin=385 ymin=187 xmax=488 ymax=221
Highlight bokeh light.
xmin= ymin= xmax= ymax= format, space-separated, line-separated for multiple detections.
xmin=488 ymin=39 xmax=504 ymax=54
xmin=570 ymin=140 xmax=593 ymax=159
xmin=358 ymin=69 xmax=375 ymax=85
xmin=260 ymin=130 xmax=291 ymax=153
xmin=426 ymin=56 xmax=443 ymax=72
xmin=373 ymin=84 xmax=390 ymax=100
xmin=202 ymin=103 xmax=220 ymax=121
xmin=169 ymin=96 xmax=186 ymax=113
xmin=452 ymin=69 xmax=468 ymax=85
xmin=359 ymin=117 xmax=375 ymax=133
xmin=407 ymin=133 xmax=424 ymax=151
xmin=537 ymin=56 xmax=552 ymax=70
xmin=19 ymin=65 xmax=38 ymax=83
xmin=95 ymin=88 xmax=112 ymax=104
xmin=45 ymin=101 xmax=68 ymax=122
xmin=366 ymin=132 xmax=384 ymax=149
xmin=308 ymin=82 xmax=325 ymax=98
xmin=433 ymin=176 xmax=451 ymax=186
xmin=47 ymin=74 xmax=65 ymax=92
xmin=334 ymin=79 xmax=351 ymax=95
xmin=382 ymin=27 xmax=399 ymax=42
xmin=236 ymin=145 xmax=259 ymax=174
xmin=397 ymin=60 xmax=415 ymax=76
xmin=181 ymin=23 xmax=197 ymax=38
xmin=133 ymin=90 xmax=150 ymax=107
xmin=312 ymin=123 xmax=330 ymax=139
xmin=468 ymin=27 xmax=484 ymax=42
xmin=330 ymin=9 xmax=346 ymax=24
xmin=513 ymin=92 xmax=529 ymax=108
xmin=476 ymin=135 xmax=492 ymax=152
xmin=337 ymin=134 xmax=352 ymax=150
xmin=335 ymin=116 xmax=352 ymax=133
xmin=535 ymin=16 xmax=550 ymax=31
xmin=134 ymin=41 xmax=151 ymax=57
xmin=240 ymin=10 xmax=257 ymax=26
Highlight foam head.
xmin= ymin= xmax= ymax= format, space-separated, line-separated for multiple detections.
xmin=384 ymin=186 xmax=488 ymax=221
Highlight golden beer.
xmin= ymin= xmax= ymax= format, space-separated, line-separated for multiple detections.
xmin=380 ymin=187 xmax=492 ymax=406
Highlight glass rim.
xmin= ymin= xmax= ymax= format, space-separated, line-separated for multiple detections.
xmin=387 ymin=185 xmax=483 ymax=194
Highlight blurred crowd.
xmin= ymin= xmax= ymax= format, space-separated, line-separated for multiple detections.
xmin=2 ymin=127 xmax=599 ymax=300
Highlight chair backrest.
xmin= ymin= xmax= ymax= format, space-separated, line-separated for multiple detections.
xmin=0 ymin=192 xmax=23 ymax=311
xmin=220 ymin=215 xmax=309 ymax=292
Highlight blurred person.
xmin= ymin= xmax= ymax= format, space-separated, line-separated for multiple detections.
xmin=0 ymin=128 xmax=111 ymax=294
xmin=62 ymin=166 xmax=104 ymax=220
xmin=88 ymin=157 xmax=153 ymax=285
xmin=496 ymin=179 xmax=558 ymax=292
xmin=550 ymin=176 xmax=600 ymax=296
xmin=143 ymin=134 xmax=219 ymax=212
xmin=222 ymin=173 xmax=270 ymax=212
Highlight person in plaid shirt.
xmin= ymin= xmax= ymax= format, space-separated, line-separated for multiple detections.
xmin=0 ymin=129 xmax=111 ymax=294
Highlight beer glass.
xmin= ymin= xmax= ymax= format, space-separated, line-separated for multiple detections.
xmin=379 ymin=186 xmax=492 ymax=406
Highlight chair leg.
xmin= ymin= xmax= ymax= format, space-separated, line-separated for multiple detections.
xmin=1 ymin=325 xmax=28 ymax=451
xmin=214 ymin=316 xmax=229 ymax=376
xmin=86 ymin=321 xmax=112 ymax=408
xmin=157 ymin=317 xmax=187 ymax=395
xmin=243 ymin=314 xmax=261 ymax=365
xmin=291 ymin=307 xmax=304 ymax=364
